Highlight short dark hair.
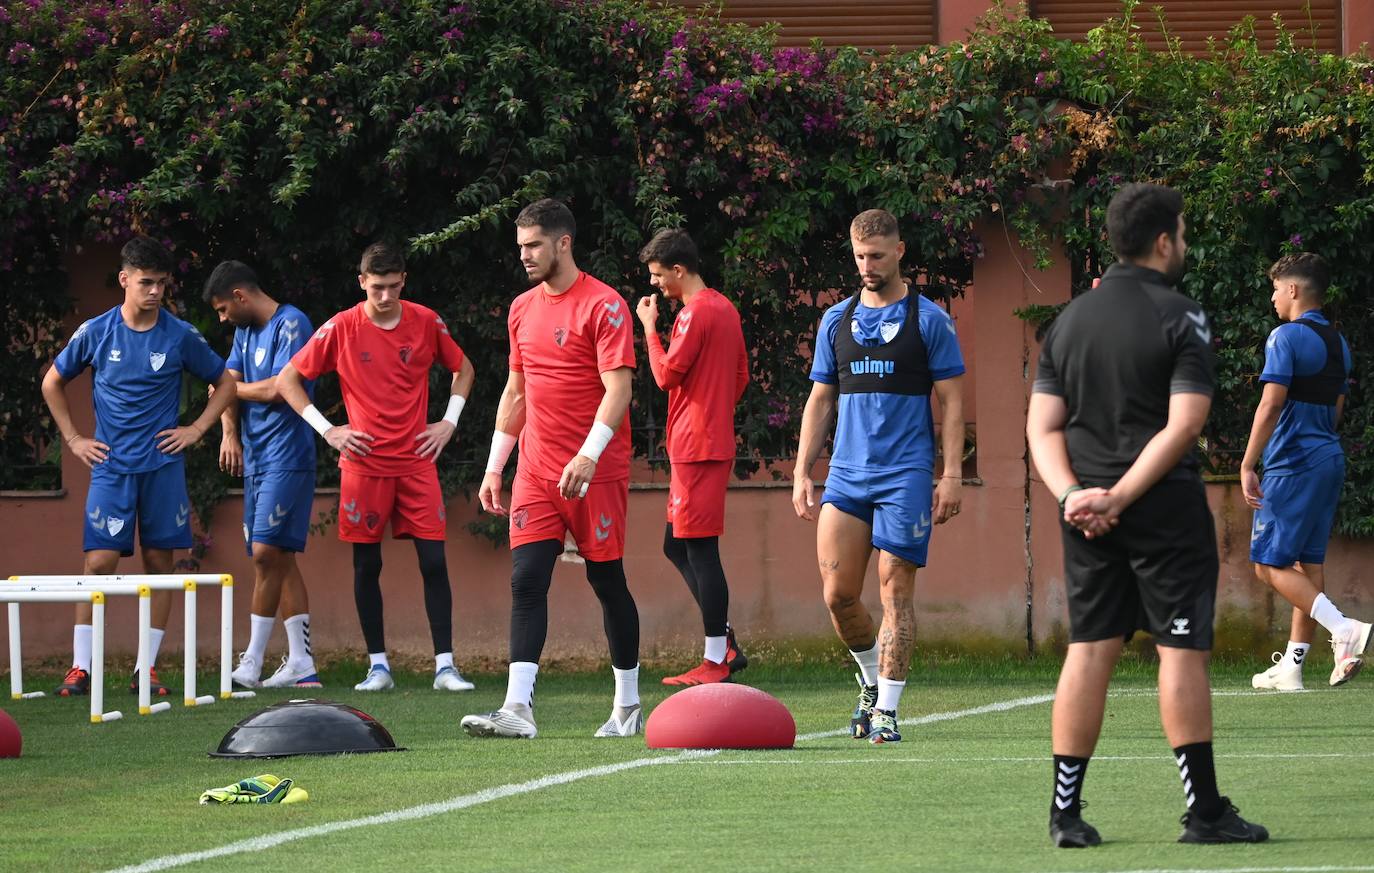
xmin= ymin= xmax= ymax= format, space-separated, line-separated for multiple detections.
xmin=515 ymin=198 xmax=577 ymax=242
xmin=1269 ymin=252 xmax=1330 ymax=298
xmin=120 ymin=235 xmax=174 ymax=274
xmin=202 ymin=260 xmax=261 ymax=303
xmin=850 ymin=209 xmax=899 ymax=241
xmin=1106 ymin=183 xmax=1184 ymax=260
xmin=638 ymin=229 xmax=700 ymax=274
xmin=359 ymin=242 xmax=405 ymax=276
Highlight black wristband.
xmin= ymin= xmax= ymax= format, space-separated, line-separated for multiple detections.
xmin=1057 ymin=484 xmax=1085 ymax=510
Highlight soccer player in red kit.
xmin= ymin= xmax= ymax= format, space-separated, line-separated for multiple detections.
xmin=635 ymin=229 xmax=751 ymax=685
xmin=461 ymin=198 xmax=641 ymax=739
xmin=278 ymin=242 xmax=477 ymax=693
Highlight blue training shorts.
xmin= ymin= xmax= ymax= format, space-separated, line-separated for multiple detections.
xmin=1250 ymin=454 xmax=1344 ymax=567
xmin=84 ymin=462 xmax=193 ymax=556
xmin=821 ymin=466 xmax=934 ymax=567
xmin=242 ymin=470 xmax=315 ymax=555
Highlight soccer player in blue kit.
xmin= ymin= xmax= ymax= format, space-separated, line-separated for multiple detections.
xmin=792 ymin=208 xmax=966 ymax=744
xmin=41 ymin=236 xmax=238 ymax=698
xmin=1242 ymin=252 xmax=1372 ymax=690
xmin=204 ymin=260 xmax=322 ymax=689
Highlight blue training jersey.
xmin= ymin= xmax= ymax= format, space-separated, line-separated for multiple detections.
xmin=225 ymin=303 xmax=317 ymax=475
xmin=810 ymin=294 xmax=965 ymax=474
xmin=54 ymin=306 xmax=226 ymax=474
xmin=1259 ymin=309 xmax=1350 ymax=476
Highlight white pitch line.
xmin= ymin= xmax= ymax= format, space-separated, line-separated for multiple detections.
xmin=1038 ymin=867 xmax=1374 ymax=873
xmin=108 ymin=693 xmax=1052 ymax=873
xmin=105 ymin=750 xmax=721 ymax=873
xmin=690 ymin=751 xmax=1374 ymax=765
xmin=794 ymin=692 xmax=1055 ymax=742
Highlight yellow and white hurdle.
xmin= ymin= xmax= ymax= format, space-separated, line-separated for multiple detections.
xmin=3 ymin=588 xmax=122 ymax=723
xmin=5 ymin=574 xmax=255 ymax=719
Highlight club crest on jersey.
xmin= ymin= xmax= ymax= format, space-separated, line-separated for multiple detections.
xmin=398 ymin=345 xmax=412 ymax=364
xmin=254 ymin=347 xmax=267 ymax=367
xmin=512 ymin=508 xmax=529 ymax=530
xmin=879 ymin=321 xmax=901 ymax=343
xmin=149 ymin=352 xmax=167 ymax=371
xmin=553 ymin=327 xmax=568 ymax=347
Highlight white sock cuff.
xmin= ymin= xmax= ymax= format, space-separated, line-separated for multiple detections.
xmin=612 ymin=664 xmax=640 ymax=707
xmin=505 ymin=661 xmax=539 ymax=707
xmin=876 ymin=676 xmax=907 ymax=712
xmin=435 ymin=652 xmax=455 ymax=671
xmin=850 ymin=643 xmax=880 ymax=686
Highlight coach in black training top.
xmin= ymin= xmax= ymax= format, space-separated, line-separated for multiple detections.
xmin=1027 ymin=183 xmax=1268 ymax=848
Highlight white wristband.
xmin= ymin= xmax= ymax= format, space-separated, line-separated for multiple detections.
xmin=442 ymin=395 xmax=466 ymax=427
xmin=301 ymin=404 xmax=334 ymax=437
xmin=486 ymin=430 xmax=518 ymax=474
xmin=577 ymin=421 xmax=615 ymax=462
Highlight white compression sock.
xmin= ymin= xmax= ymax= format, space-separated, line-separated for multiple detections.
xmin=613 ymin=665 xmax=640 ymax=707
xmin=877 ymin=677 xmax=906 ymax=712
xmin=369 ymin=652 xmax=390 ymax=671
xmin=283 ymin=613 xmax=312 ymax=666
xmin=138 ymin=627 xmax=165 ymax=671
xmin=850 ymin=643 xmax=880 ymax=686
xmin=1284 ymin=640 xmax=1310 ymax=668
xmin=505 ymin=661 xmax=539 ymax=708
xmin=1310 ymin=593 xmax=1351 ymax=636
xmin=704 ymin=635 xmax=727 ymax=664
xmin=73 ymin=624 xmax=93 ymax=672
xmin=247 ymin=614 xmax=274 ymax=663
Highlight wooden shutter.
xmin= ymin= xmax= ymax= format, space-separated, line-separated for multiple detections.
xmin=1032 ymin=0 xmax=1342 ymax=54
xmin=669 ymin=0 xmax=937 ymax=51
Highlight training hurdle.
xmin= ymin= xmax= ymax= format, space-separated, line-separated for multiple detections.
xmin=6 ymin=574 xmax=254 ymax=711
xmin=2 ymin=588 xmax=122 ymax=723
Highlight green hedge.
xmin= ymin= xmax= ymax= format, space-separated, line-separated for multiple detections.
xmin=2 ymin=0 xmax=1372 ymax=535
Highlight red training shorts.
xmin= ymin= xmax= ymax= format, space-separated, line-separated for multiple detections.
xmin=339 ymin=467 xmax=446 ymax=543
xmin=509 ymin=468 xmax=628 ymax=561
xmin=666 ymin=459 xmax=731 ymax=538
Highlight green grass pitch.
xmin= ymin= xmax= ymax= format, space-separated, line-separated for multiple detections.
xmin=2 ymin=656 xmax=1372 ymax=872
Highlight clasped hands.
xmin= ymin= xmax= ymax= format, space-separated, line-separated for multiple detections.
xmin=1062 ymin=487 xmax=1123 ymax=540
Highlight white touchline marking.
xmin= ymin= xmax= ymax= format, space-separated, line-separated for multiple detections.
xmin=105 ymin=750 xmax=721 ymax=873
xmin=109 ymin=693 xmax=1053 ymax=873
xmin=794 ymin=692 xmax=1055 ymax=742
xmin=1038 ymin=867 xmax=1374 ymax=873
xmin=690 ymin=751 xmax=1374 ymax=766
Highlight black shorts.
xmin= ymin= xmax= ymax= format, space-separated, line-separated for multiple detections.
xmin=1062 ymin=477 xmax=1217 ymax=650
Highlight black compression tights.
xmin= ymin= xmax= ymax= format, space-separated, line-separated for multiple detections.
xmin=351 ymin=539 xmax=454 ymax=656
xmin=509 ymin=540 xmax=640 ymax=669
xmin=662 ymin=523 xmax=730 ymax=637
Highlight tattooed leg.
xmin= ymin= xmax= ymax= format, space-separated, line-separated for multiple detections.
xmin=817 ymin=503 xmax=876 ymax=649
xmin=877 ymin=551 xmax=918 ymax=681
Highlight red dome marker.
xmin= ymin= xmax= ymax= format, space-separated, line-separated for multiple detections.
xmin=645 ymin=683 xmax=795 ymax=749
xmin=0 ymin=709 xmax=22 ymax=759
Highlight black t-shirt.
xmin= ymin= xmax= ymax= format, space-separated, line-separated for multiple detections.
xmin=1032 ymin=262 xmax=1215 ymax=484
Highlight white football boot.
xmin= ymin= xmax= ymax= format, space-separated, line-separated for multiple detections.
xmin=433 ymin=666 xmax=475 ymax=692
xmin=353 ymin=665 xmax=395 ymax=692
xmin=461 ymin=703 xmax=537 ymax=739
xmin=1330 ymin=620 xmax=1374 ymax=687
xmin=1251 ymin=652 xmax=1303 ymax=691
xmin=262 ymin=657 xmax=323 ymax=689
xmin=594 ymin=703 xmax=644 ymax=738
xmin=230 ymin=652 xmax=262 ymax=689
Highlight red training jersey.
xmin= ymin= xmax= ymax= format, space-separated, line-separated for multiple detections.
xmin=292 ymin=300 xmax=465 ymax=476
xmin=646 ymin=288 xmax=749 ymax=462
xmin=509 ymin=273 xmax=635 ymax=482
